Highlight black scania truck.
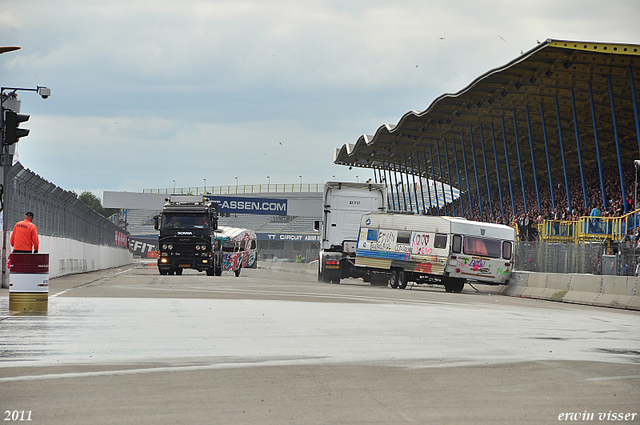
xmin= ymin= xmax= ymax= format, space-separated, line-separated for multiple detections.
xmin=154 ymin=195 xmax=223 ymax=276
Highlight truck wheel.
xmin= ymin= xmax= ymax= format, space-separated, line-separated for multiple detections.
xmin=330 ymin=278 xmax=340 ymax=284
xmin=175 ymin=268 xmax=183 ymax=275
xmin=397 ymin=271 xmax=407 ymax=289
xmin=234 ymin=266 xmax=241 ymax=277
xmin=206 ymin=268 xmax=214 ymax=276
xmin=215 ymin=266 xmax=222 ymax=276
xmin=389 ymin=270 xmax=399 ymax=289
xmin=159 ymin=270 xmax=168 ymax=275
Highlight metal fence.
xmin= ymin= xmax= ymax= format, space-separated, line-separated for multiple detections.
xmin=6 ymin=163 xmax=128 ymax=247
xmin=514 ymin=241 xmax=639 ymax=276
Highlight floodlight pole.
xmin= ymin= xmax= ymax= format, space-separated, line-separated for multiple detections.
xmin=0 ymin=86 xmax=50 ymax=288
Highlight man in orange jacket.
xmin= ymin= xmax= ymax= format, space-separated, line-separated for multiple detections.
xmin=10 ymin=211 xmax=39 ymax=253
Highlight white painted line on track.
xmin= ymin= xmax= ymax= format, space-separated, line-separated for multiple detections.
xmin=0 ymin=358 xmax=330 ymax=383
xmin=585 ymin=374 xmax=640 ymax=382
xmin=130 ymin=284 xmax=457 ymax=307
xmin=49 ymin=268 xmax=134 ymax=298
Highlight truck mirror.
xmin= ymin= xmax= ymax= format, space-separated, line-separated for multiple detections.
xmin=153 ymin=216 xmax=159 ymax=230
xmin=313 ymin=220 xmax=320 ymax=231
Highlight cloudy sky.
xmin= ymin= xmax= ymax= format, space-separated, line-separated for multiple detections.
xmin=2 ymin=0 xmax=639 ymax=199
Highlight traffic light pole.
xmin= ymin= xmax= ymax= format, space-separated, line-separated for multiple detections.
xmin=0 ymin=86 xmax=50 ymax=288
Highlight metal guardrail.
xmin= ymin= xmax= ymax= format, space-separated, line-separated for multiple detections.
xmin=143 ymin=183 xmax=323 ymax=195
xmin=537 ymin=209 xmax=640 ymax=243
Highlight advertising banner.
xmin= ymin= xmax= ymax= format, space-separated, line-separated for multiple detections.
xmin=206 ymin=196 xmax=288 ymax=216
xmin=257 ymin=233 xmax=320 ymax=242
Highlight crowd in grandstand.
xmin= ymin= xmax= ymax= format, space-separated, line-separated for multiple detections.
xmin=436 ymin=164 xmax=637 ymax=233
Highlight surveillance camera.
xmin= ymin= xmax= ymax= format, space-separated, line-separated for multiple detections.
xmin=37 ymin=87 xmax=51 ymax=99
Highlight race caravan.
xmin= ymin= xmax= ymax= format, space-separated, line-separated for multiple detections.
xmin=355 ymin=213 xmax=515 ymax=293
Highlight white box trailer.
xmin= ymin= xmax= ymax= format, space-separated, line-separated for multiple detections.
xmin=355 ymin=213 xmax=515 ymax=292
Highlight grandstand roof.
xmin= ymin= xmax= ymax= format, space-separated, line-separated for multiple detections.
xmin=334 ymin=39 xmax=640 ymax=200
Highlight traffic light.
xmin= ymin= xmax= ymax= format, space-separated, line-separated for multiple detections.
xmin=2 ymin=109 xmax=30 ymax=146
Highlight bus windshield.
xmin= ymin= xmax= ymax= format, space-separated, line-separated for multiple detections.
xmin=161 ymin=214 xmax=209 ymax=229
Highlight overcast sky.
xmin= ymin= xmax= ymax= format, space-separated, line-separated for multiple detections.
xmin=2 ymin=0 xmax=639 ymax=199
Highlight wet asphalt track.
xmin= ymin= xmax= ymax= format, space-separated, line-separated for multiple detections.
xmin=1 ymin=261 xmax=638 ymax=424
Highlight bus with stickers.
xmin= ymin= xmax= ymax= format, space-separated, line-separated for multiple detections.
xmin=355 ymin=213 xmax=515 ymax=293
xmin=214 ymin=226 xmax=257 ymax=277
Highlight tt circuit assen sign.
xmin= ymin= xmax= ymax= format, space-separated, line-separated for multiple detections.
xmin=206 ymin=196 xmax=287 ymax=216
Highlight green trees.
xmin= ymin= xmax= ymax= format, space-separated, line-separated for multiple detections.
xmin=78 ymin=191 xmax=116 ymax=217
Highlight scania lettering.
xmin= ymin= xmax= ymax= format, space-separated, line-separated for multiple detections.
xmin=154 ymin=195 xmax=223 ymax=276
xmin=314 ymin=181 xmax=387 ymax=284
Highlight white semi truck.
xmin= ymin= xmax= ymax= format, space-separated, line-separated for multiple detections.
xmin=314 ymin=181 xmax=387 ymax=284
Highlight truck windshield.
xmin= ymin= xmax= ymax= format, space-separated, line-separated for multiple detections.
xmin=161 ymin=214 xmax=209 ymax=229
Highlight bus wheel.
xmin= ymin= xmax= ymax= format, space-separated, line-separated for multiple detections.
xmin=389 ymin=270 xmax=399 ymax=289
xmin=370 ymin=274 xmax=388 ymax=287
xmin=451 ymin=281 xmax=464 ymax=293
xmin=397 ymin=271 xmax=408 ymax=289
xmin=444 ymin=280 xmax=464 ymax=293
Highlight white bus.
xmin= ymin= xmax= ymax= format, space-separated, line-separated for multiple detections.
xmin=214 ymin=226 xmax=257 ymax=277
xmin=355 ymin=213 xmax=515 ymax=292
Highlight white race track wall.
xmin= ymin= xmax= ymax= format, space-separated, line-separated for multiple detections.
xmin=9 ymin=234 xmax=133 ymax=279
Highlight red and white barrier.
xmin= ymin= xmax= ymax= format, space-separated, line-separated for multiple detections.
xmin=8 ymin=253 xmax=50 ymax=313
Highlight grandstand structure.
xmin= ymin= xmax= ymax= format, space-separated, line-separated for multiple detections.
xmin=334 ymin=39 xmax=640 ymax=234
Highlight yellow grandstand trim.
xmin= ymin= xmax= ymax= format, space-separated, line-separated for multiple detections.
xmin=549 ymin=40 xmax=640 ymax=55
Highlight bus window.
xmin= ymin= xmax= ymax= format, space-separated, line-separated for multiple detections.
xmin=502 ymin=241 xmax=513 ymax=260
xmin=251 ymin=240 xmax=257 ymax=250
xmin=463 ymin=237 xmax=501 ymax=258
xmin=434 ymin=233 xmax=447 ymax=249
xmin=397 ymin=230 xmax=411 ymax=245
xmin=452 ymin=234 xmax=462 ymax=253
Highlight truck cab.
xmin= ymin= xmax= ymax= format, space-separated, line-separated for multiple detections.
xmin=154 ymin=195 xmax=223 ymax=276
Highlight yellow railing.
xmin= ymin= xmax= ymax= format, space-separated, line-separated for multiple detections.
xmin=537 ymin=209 xmax=640 ymax=243
xmin=144 ymin=183 xmax=323 ymax=195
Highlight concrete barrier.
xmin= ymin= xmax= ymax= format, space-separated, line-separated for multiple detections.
xmin=504 ymin=272 xmax=639 ymax=311
xmin=39 ymin=235 xmax=133 ymax=279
